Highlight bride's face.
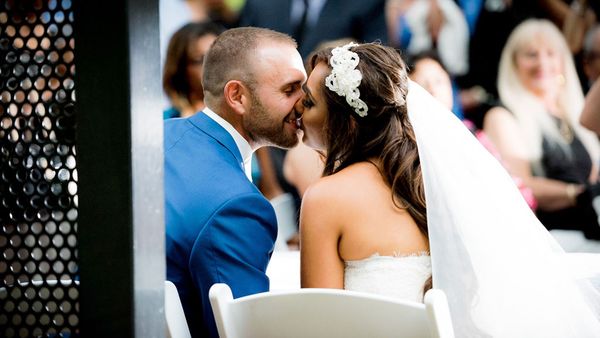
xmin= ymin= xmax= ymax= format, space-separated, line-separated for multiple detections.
xmin=296 ymin=62 xmax=330 ymax=151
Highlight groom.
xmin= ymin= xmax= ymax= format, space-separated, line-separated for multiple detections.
xmin=164 ymin=27 xmax=307 ymax=337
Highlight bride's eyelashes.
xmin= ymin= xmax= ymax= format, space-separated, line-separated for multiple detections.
xmin=302 ymin=98 xmax=314 ymax=108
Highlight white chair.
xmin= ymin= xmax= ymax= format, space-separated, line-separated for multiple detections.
xmin=165 ymin=281 xmax=191 ymax=338
xmin=209 ymin=283 xmax=454 ymax=338
xmin=270 ymin=193 xmax=298 ymax=251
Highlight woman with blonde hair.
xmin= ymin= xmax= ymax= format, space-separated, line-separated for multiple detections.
xmin=484 ymin=19 xmax=600 ymax=240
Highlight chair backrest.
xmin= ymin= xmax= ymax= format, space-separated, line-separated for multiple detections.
xmin=269 ymin=193 xmax=298 ymax=251
xmin=209 ymin=283 xmax=455 ymax=338
xmin=165 ymin=281 xmax=191 ymax=338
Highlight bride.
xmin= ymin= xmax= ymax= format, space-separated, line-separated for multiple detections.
xmin=296 ymin=42 xmax=600 ymax=337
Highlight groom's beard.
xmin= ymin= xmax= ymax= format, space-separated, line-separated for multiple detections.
xmin=244 ymin=93 xmax=299 ymax=149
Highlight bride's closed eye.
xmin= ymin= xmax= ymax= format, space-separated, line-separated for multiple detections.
xmin=302 ymin=97 xmax=314 ymax=108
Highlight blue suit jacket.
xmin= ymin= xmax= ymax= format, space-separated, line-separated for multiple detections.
xmin=239 ymin=0 xmax=388 ymax=58
xmin=165 ymin=112 xmax=277 ymax=337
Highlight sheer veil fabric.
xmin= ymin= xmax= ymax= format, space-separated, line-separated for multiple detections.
xmin=407 ymin=81 xmax=600 ymax=337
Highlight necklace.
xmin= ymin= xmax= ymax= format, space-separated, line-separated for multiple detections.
xmin=558 ymin=118 xmax=574 ymax=143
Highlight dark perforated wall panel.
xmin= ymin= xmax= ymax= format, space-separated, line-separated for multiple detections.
xmin=0 ymin=0 xmax=79 ymax=336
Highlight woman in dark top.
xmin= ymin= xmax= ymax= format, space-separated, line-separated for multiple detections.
xmin=484 ymin=19 xmax=600 ymax=239
xmin=162 ymin=21 xmax=223 ymax=119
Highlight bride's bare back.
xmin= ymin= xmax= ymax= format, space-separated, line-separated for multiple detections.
xmin=300 ymin=161 xmax=429 ymax=289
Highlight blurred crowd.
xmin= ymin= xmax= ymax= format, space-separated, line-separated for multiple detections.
xmin=160 ymin=0 xmax=600 ymax=249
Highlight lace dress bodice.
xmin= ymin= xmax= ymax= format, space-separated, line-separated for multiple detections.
xmin=344 ymin=253 xmax=431 ymax=302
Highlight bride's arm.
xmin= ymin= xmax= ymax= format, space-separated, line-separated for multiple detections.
xmin=299 ymin=182 xmax=345 ymax=289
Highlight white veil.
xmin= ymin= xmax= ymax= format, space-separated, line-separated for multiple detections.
xmin=407 ymin=81 xmax=600 ymax=337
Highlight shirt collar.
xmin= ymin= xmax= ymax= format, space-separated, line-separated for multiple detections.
xmin=203 ymin=107 xmax=254 ymax=180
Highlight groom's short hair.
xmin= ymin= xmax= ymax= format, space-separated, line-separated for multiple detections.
xmin=203 ymin=27 xmax=297 ymax=99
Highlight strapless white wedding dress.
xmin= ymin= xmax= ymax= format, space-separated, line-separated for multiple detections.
xmin=344 ymin=253 xmax=432 ymax=303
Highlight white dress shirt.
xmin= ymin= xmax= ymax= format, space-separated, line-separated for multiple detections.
xmin=202 ymin=107 xmax=254 ymax=182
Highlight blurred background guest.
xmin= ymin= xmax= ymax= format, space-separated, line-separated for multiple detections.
xmin=483 ymin=19 xmax=600 ymax=242
xmin=408 ymin=51 xmax=537 ymax=210
xmin=583 ymin=24 xmax=600 ymax=91
xmin=239 ymin=0 xmax=387 ymax=58
xmin=162 ymin=21 xmax=224 ymax=119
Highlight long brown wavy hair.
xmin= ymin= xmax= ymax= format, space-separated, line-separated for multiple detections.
xmin=309 ymin=43 xmax=427 ymax=236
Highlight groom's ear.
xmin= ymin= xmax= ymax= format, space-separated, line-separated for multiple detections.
xmin=223 ymin=80 xmax=251 ymax=116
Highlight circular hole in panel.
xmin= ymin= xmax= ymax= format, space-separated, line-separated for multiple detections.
xmin=67 ymin=234 xmax=76 ymax=247
xmin=21 ymin=129 xmax=33 ymax=143
xmin=27 ymin=90 xmax=39 ymax=103
xmin=46 ymin=221 xmax=57 ymax=234
xmin=10 ymin=261 xmax=22 ymax=273
xmin=54 ymin=37 xmax=66 ymax=50
xmin=59 ymin=248 xmax=70 ymax=260
xmin=52 ymin=234 xmax=64 ymax=247
xmin=25 ymin=314 xmax=35 ymax=325
xmin=41 ymin=65 xmax=52 ymax=77
xmin=24 ymin=261 xmax=36 ymax=273
xmin=4 ymin=248 xmax=15 ymax=260
xmin=36 ymin=157 xmax=48 ymax=169
xmin=38 ymin=261 xmax=50 ymax=274
xmin=18 ymin=300 xmax=29 ymax=313
xmin=44 ymin=168 xmax=55 ymax=180
xmin=27 ymin=64 xmax=39 ymax=77
xmin=53 ymin=287 xmax=64 ymax=300
xmin=46 ymin=300 xmax=57 ymax=313
xmin=57 ymin=169 xmax=69 ymax=181
xmin=63 ymin=50 xmax=74 ymax=63
xmin=60 ymin=300 xmax=71 ymax=312
xmin=19 ymin=52 xmax=31 ymax=63
xmin=55 ymin=65 xmax=67 ymax=78
xmin=53 ymin=261 xmax=64 ymax=273
xmin=48 ymin=77 xmax=60 ymax=90
xmin=52 ymin=210 xmax=64 ymax=221
xmin=31 ymin=247 xmax=43 ymax=260
xmin=67 ymin=181 xmax=77 ymax=196
xmin=25 ymin=12 xmax=37 ymax=23
xmin=33 ymin=24 xmax=44 ymax=37
xmin=68 ymin=313 xmax=78 ymax=326
xmin=38 ymin=234 xmax=50 ymax=248
xmin=40 ymin=36 xmax=51 ymax=50
xmin=21 ymin=103 xmax=32 ymax=116
xmin=58 ymin=221 xmax=70 ymax=234
xmin=11 ymin=314 xmax=22 ymax=325
xmin=54 ymin=11 xmax=65 ymax=23
xmin=33 ymin=50 xmax=44 ymax=63
xmin=68 ymin=287 xmax=78 ymax=300
xmin=53 ymin=313 xmax=64 ymax=326
xmin=20 ymin=78 xmax=32 ymax=90
xmin=10 ymin=235 xmax=22 ymax=246
xmin=51 ymin=183 xmax=63 ymax=195
xmin=66 ymin=209 xmax=77 ymax=221
xmin=5 ymin=25 xmax=16 ymax=37
xmin=46 ymin=248 xmax=57 ymax=261
xmin=40 ymin=11 xmax=51 ymax=24
xmin=41 ymin=90 xmax=52 ymax=102
xmin=42 ymin=117 xmax=52 ymax=130
xmin=26 ymin=37 xmax=38 ymax=50
xmin=18 ymin=25 xmax=31 ymax=37
xmin=47 ymin=24 xmax=58 ymax=37
xmin=34 ymin=77 xmax=45 ymax=90
xmin=40 ymin=314 xmax=50 ymax=325
xmin=13 ymin=37 xmax=24 ymax=48
xmin=38 ymin=209 xmax=50 ymax=221
xmin=14 ymin=90 xmax=25 ymax=103
xmin=32 ymin=300 xmax=43 ymax=312
xmin=63 ymin=78 xmax=74 ymax=90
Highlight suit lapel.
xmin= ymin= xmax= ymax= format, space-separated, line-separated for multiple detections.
xmin=188 ymin=112 xmax=244 ymax=169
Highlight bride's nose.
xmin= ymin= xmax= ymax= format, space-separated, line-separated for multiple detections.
xmin=294 ymin=94 xmax=305 ymax=113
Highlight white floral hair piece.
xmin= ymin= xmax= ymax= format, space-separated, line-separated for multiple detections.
xmin=325 ymin=42 xmax=368 ymax=117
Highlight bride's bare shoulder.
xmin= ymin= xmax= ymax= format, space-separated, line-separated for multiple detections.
xmin=302 ymin=162 xmax=380 ymax=211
